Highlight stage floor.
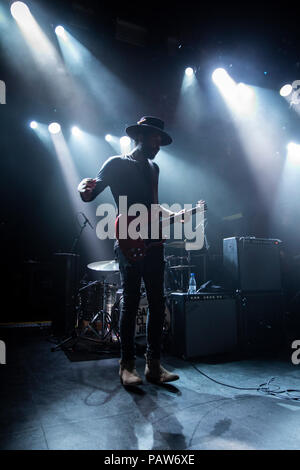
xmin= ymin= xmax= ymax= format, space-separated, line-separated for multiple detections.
xmin=0 ymin=327 xmax=300 ymax=450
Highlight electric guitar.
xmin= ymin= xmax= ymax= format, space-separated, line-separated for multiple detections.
xmin=115 ymin=200 xmax=207 ymax=261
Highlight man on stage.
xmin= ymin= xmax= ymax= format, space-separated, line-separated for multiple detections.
xmin=78 ymin=116 xmax=181 ymax=386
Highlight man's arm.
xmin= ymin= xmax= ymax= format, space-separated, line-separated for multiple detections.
xmin=158 ymin=205 xmax=176 ymax=218
xmin=78 ymin=178 xmax=98 ymax=202
xmin=78 ymin=156 xmax=118 ymax=202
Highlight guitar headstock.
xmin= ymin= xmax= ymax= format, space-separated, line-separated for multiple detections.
xmin=196 ymin=200 xmax=208 ymax=211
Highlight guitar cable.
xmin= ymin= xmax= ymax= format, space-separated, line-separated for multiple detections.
xmin=190 ymin=361 xmax=300 ymax=401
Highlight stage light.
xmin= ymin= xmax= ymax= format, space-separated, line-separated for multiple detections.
xmin=280 ymin=84 xmax=292 ymax=97
xmin=105 ymin=134 xmax=112 ymax=142
xmin=71 ymin=126 xmax=81 ymax=137
xmin=55 ymin=30 xmax=137 ymax=122
xmin=212 ymin=67 xmax=237 ymax=106
xmin=185 ymin=67 xmax=194 ymax=77
xmin=120 ymin=135 xmax=131 ymax=154
xmin=287 ymin=142 xmax=300 ymax=163
xmin=11 ymin=0 xmax=67 ymax=99
xmin=30 ymin=121 xmax=38 ymax=129
xmin=48 ymin=122 xmax=61 ymax=134
xmin=212 ymin=68 xmax=228 ymax=84
xmin=55 ymin=25 xmax=67 ymax=39
xmin=10 ymin=2 xmax=30 ymax=21
xmin=120 ymin=136 xmax=131 ymax=146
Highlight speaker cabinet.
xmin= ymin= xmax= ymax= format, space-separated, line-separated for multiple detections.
xmin=223 ymin=237 xmax=282 ymax=292
xmin=169 ymin=293 xmax=238 ymax=359
xmin=51 ymin=253 xmax=80 ymax=336
xmin=237 ymin=292 xmax=285 ymax=351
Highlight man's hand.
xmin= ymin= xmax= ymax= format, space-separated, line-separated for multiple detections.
xmin=174 ymin=208 xmax=191 ymax=223
xmin=78 ymin=178 xmax=97 ymax=201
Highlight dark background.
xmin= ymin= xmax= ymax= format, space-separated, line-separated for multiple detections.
xmin=1 ymin=0 xmax=300 ymax=321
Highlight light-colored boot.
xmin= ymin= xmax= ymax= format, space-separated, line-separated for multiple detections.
xmin=119 ymin=359 xmax=143 ymax=386
xmin=144 ymin=355 xmax=179 ymax=384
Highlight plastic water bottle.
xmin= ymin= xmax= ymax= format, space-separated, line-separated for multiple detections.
xmin=188 ymin=273 xmax=197 ymax=294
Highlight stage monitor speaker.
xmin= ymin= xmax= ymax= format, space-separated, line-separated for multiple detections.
xmin=51 ymin=253 xmax=80 ymax=336
xmin=169 ymin=293 xmax=237 ymax=359
xmin=223 ymin=237 xmax=282 ymax=292
xmin=237 ymin=292 xmax=285 ymax=352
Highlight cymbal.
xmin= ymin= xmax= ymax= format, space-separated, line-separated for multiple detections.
xmin=87 ymin=260 xmax=119 ymax=272
xmin=165 ymin=241 xmax=186 ymax=249
xmin=169 ymin=265 xmax=196 ymax=270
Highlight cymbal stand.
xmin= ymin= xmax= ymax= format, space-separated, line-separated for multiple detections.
xmin=51 ymin=280 xmax=120 ymax=352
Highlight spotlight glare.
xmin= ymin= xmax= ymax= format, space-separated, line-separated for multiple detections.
xmin=30 ymin=121 xmax=38 ymax=129
xmin=237 ymin=82 xmax=255 ymax=99
xmin=105 ymin=134 xmax=112 ymax=142
xmin=185 ymin=67 xmax=194 ymax=77
xmin=48 ymin=122 xmax=61 ymax=134
xmin=280 ymin=84 xmax=292 ymax=97
xmin=55 ymin=25 xmax=66 ymax=38
xmin=287 ymin=142 xmax=300 ymax=163
xmin=212 ymin=68 xmax=228 ymax=84
xmin=71 ymin=126 xmax=81 ymax=137
xmin=10 ymin=2 xmax=30 ymax=21
xmin=120 ymin=136 xmax=131 ymax=146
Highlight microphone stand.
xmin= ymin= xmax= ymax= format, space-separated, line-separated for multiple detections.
xmin=70 ymin=218 xmax=89 ymax=254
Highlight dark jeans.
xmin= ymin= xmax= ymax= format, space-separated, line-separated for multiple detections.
xmin=115 ymin=244 xmax=166 ymax=361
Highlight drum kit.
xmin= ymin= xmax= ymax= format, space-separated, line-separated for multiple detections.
xmin=78 ymin=242 xmax=195 ymax=338
xmin=76 ymin=260 xmax=121 ymax=345
xmin=52 ymin=241 xmax=195 ymax=352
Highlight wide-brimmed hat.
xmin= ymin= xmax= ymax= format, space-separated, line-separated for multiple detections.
xmin=125 ymin=116 xmax=172 ymax=146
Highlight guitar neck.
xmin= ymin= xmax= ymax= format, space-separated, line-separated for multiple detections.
xmin=168 ymin=204 xmax=206 ymax=226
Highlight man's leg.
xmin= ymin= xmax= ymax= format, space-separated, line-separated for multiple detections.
xmin=116 ymin=246 xmax=143 ymax=385
xmin=142 ymin=246 xmax=166 ymax=359
xmin=142 ymin=246 xmax=179 ymax=383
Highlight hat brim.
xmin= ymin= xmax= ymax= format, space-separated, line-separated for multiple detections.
xmin=125 ymin=124 xmax=172 ymax=146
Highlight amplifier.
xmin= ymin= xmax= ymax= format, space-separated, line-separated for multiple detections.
xmin=237 ymin=292 xmax=285 ymax=351
xmin=223 ymin=237 xmax=282 ymax=292
xmin=51 ymin=253 xmax=80 ymax=336
xmin=169 ymin=292 xmax=238 ymax=359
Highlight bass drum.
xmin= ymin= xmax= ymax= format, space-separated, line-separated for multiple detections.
xmin=163 ymin=296 xmax=171 ymax=332
xmin=110 ymin=290 xmax=171 ymax=339
xmin=135 ymin=293 xmax=148 ymax=337
xmin=109 ymin=290 xmax=148 ymax=338
xmin=136 ymin=294 xmax=171 ymax=338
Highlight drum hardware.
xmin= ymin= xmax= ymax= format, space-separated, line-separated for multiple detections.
xmin=169 ymin=265 xmax=196 ymax=270
xmin=51 ymin=260 xmax=121 ymax=353
xmin=168 ymin=265 xmax=195 ymax=292
xmin=165 ymin=246 xmax=196 ymax=292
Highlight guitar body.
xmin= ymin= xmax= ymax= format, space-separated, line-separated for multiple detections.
xmin=115 ymin=201 xmax=207 ymax=262
xmin=115 ymin=215 xmax=164 ymax=262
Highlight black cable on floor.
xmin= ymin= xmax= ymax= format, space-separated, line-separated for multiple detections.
xmin=190 ymin=362 xmax=300 ymax=401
